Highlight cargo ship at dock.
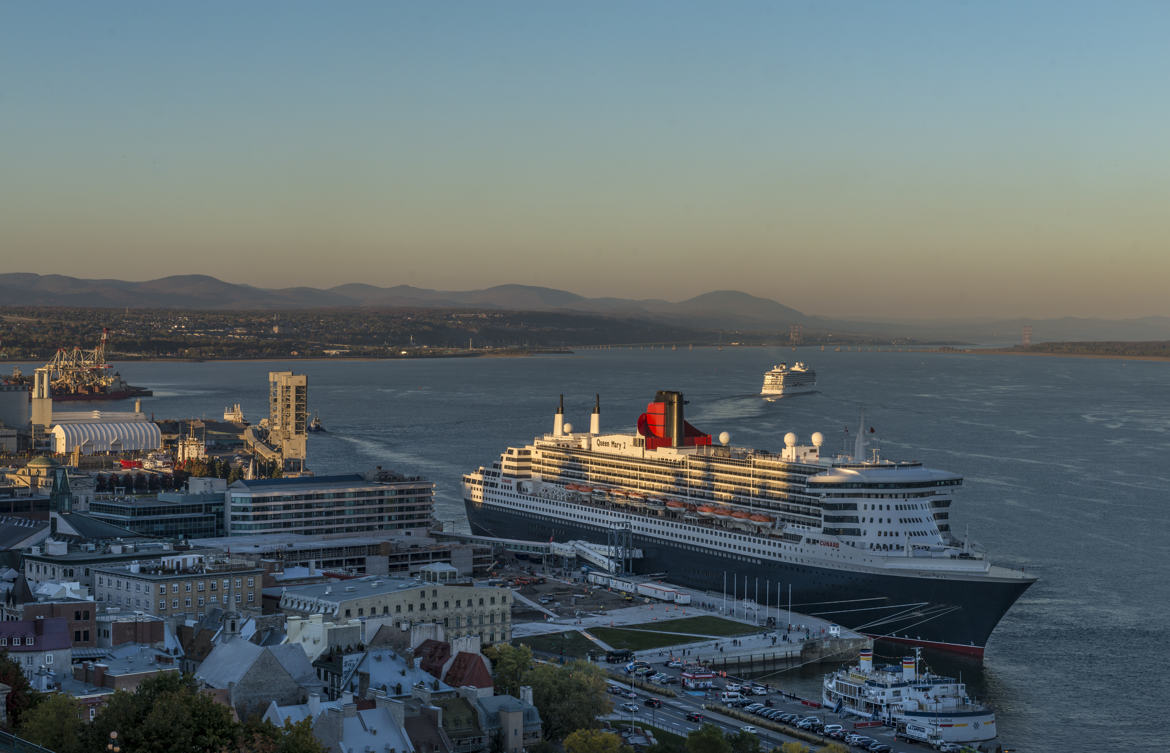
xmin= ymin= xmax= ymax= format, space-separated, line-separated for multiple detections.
xmin=2 ymin=329 xmax=152 ymax=401
xmin=463 ymin=391 xmax=1035 ymax=658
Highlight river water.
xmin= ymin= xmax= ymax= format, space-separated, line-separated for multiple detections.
xmin=20 ymin=347 xmax=1167 ymax=750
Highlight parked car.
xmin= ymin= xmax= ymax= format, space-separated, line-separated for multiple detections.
xmin=666 ymin=659 xmax=683 ymax=668
xmin=644 ymin=698 xmax=662 ymax=708
xmin=725 ymin=682 xmax=742 ymax=692
xmin=745 ymin=703 xmax=764 ymax=713
xmin=823 ymin=724 xmax=844 ymax=735
xmin=660 ymin=676 xmax=679 ymax=685
xmin=867 ymin=744 xmax=892 ymax=753
xmin=751 ymin=685 xmax=769 ymax=695
xmin=621 ymin=702 xmax=640 ymax=713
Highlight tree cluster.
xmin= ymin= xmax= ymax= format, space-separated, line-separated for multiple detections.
xmin=484 ymin=644 xmax=612 ymax=741
xmin=16 ymin=674 xmax=323 ymax=753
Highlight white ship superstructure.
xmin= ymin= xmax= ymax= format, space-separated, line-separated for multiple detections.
xmin=463 ymin=391 xmax=1035 ymax=656
xmin=761 ymin=361 xmax=816 ymax=397
xmin=823 ymin=649 xmax=997 ymax=744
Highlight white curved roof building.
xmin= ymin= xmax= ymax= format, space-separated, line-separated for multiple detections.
xmin=51 ymin=421 xmax=162 ymax=455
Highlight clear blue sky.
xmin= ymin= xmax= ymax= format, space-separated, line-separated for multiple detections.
xmin=2 ymin=1 xmax=1168 ymax=318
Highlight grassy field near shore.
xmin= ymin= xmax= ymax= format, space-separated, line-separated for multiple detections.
xmin=621 ymin=616 xmax=758 ymax=637
xmin=589 ymin=627 xmax=699 ymax=651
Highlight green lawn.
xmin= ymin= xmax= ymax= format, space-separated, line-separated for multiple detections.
xmin=620 ymin=615 xmax=759 ymax=637
xmin=514 ymin=630 xmax=598 ymax=659
xmin=589 ymin=627 xmax=699 ymax=651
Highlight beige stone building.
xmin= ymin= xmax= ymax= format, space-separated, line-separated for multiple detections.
xmin=94 ymin=556 xmax=263 ymax=619
xmin=277 ymin=575 xmax=512 ymax=645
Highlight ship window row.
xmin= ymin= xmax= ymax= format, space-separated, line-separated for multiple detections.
xmin=813 ymin=479 xmax=959 ymax=490
xmin=497 ymin=496 xmax=870 ymax=565
xmin=816 ymin=491 xmax=940 ymax=500
xmin=533 ymin=453 xmax=808 ymax=484
xmin=506 ymin=495 xmax=831 ymax=559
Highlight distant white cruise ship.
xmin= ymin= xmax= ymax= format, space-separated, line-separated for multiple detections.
xmin=761 ymin=361 xmax=816 ymax=397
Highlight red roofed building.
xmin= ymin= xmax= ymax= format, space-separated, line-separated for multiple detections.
xmin=443 ymin=651 xmax=493 ymax=693
xmin=415 ymin=637 xmax=451 ymax=678
xmin=414 ymin=633 xmax=494 ymax=697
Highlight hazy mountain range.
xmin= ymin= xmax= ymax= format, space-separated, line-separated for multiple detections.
xmin=2 ymin=273 xmax=1168 ymax=343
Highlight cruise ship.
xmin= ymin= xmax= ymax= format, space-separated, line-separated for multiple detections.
xmin=463 ymin=391 xmax=1035 ymax=658
xmin=761 ymin=361 xmax=816 ymax=397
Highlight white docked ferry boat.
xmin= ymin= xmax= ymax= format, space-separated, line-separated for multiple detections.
xmin=463 ymin=390 xmax=1035 ymax=658
xmin=761 ymin=361 xmax=816 ymax=397
xmin=823 ymin=649 xmax=996 ymax=744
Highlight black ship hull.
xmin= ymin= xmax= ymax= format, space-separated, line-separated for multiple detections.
xmin=466 ymin=500 xmax=1032 ymax=658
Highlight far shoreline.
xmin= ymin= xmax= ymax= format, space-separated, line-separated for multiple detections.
xmin=946 ymin=348 xmax=1170 ymax=363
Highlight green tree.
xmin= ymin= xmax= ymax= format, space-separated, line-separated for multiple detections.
xmin=646 ymin=740 xmax=686 ymax=753
xmin=275 ymin=718 xmax=326 ymax=753
xmin=564 ymin=728 xmax=629 ymax=753
xmin=728 ymin=729 xmax=761 ymax=753
xmin=17 ymin=693 xmax=84 ymax=753
xmin=0 ymin=651 xmax=39 ymax=729
xmin=484 ymin=643 xmax=533 ymax=697
xmin=524 ymin=659 xmax=611 ymax=741
xmin=87 ymin=673 xmax=238 ymax=753
xmin=686 ymin=723 xmax=732 ymax=753
xmin=231 ymin=716 xmax=324 ymax=753
xmin=779 ymin=742 xmax=810 ymax=753
xmin=525 ymin=741 xmax=561 ymax=753
xmin=816 ymin=745 xmax=849 ymax=753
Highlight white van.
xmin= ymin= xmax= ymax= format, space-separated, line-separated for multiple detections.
xmin=719 ymin=691 xmax=744 ymax=704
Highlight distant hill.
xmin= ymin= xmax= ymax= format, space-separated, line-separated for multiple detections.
xmin=2 ymin=273 xmax=1168 ymax=342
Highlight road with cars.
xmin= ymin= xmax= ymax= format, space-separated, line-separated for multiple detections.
xmin=602 ymin=658 xmax=937 ymax=753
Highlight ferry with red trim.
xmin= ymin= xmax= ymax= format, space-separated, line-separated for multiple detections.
xmin=823 ymin=648 xmax=997 ymax=745
xmin=463 ymin=391 xmax=1035 ymax=659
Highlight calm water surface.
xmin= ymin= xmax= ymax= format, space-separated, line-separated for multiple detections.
xmin=26 ymin=348 xmax=1167 ymax=751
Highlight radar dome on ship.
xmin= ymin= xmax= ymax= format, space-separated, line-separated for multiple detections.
xmin=562 ymin=422 xmax=572 ymax=433
xmin=718 ymin=431 xmax=730 ymax=445
xmin=784 ymin=432 xmax=797 ymax=447
xmin=811 ymin=432 xmax=824 ymax=447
